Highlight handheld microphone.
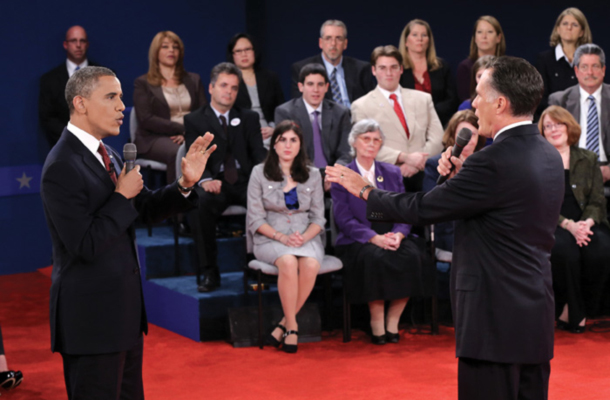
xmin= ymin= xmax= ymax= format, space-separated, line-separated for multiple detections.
xmin=436 ymin=127 xmax=473 ymax=185
xmin=123 ymin=143 xmax=137 ymax=173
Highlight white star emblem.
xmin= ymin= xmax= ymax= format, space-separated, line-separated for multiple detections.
xmin=16 ymin=172 xmax=32 ymax=189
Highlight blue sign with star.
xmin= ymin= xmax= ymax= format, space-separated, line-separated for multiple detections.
xmin=0 ymin=164 xmax=41 ymax=197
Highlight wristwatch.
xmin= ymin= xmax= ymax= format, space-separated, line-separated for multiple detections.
xmin=177 ymin=176 xmax=196 ymax=194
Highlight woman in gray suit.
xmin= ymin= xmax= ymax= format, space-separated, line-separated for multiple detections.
xmin=247 ymin=120 xmax=326 ymax=353
xmin=133 ymin=31 xmax=207 ymax=182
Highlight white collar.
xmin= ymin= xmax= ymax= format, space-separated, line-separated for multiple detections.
xmin=321 ymin=53 xmax=343 ymax=73
xmin=493 ymin=121 xmax=532 ymax=142
xmin=66 ymin=58 xmax=89 ymax=77
xmin=579 ymin=84 xmax=603 ymax=102
xmin=303 ymin=98 xmax=323 ymax=115
xmin=355 ymin=158 xmax=376 ymax=187
xmin=67 ymin=121 xmax=105 ymax=161
xmin=210 ymin=105 xmax=230 ymax=121
xmin=377 ymin=85 xmax=402 ymax=101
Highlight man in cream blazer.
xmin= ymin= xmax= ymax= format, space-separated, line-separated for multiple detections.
xmin=351 ymin=45 xmax=443 ymax=191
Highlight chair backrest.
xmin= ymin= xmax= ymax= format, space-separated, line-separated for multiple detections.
xmin=175 ymin=143 xmax=186 ymax=175
xmin=329 ymin=199 xmax=338 ymax=246
xmin=129 ymin=107 xmax=138 ymax=143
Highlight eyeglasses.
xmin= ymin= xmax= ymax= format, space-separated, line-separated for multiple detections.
xmin=233 ymin=47 xmax=254 ymax=55
xmin=577 ymin=64 xmax=603 ymax=72
xmin=321 ymin=36 xmax=346 ymax=43
xmin=374 ymin=65 xmax=401 ymax=73
xmin=560 ymin=21 xmax=580 ymax=29
xmin=543 ymin=123 xmax=565 ymax=132
xmin=358 ymin=136 xmax=383 ymax=145
xmin=66 ymin=39 xmax=88 ymax=45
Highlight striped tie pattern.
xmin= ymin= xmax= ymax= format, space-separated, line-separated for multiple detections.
xmin=586 ymin=95 xmax=599 ymax=157
xmin=330 ymin=68 xmax=344 ymax=106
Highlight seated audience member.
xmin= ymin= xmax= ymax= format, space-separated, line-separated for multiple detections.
xmin=422 ymin=110 xmax=483 ymax=260
xmin=185 ymin=62 xmax=267 ymax=293
xmin=290 ymin=19 xmax=374 ymax=106
xmin=331 ymin=119 xmax=432 ymax=344
xmin=537 ymin=8 xmax=592 ymax=112
xmin=275 ymin=63 xmax=351 ymax=190
xmin=539 ymin=105 xmax=610 ymax=333
xmin=456 ymin=16 xmax=506 ymax=102
xmin=133 ymin=31 xmax=207 ymax=183
xmin=458 ymin=55 xmax=496 ymax=111
xmin=228 ymin=33 xmax=285 ymax=148
xmin=0 ymin=324 xmax=23 ymax=392
xmin=398 ymin=19 xmax=458 ymax=126
xmin=39 ymin=25 xmax=99 ymax=147
xmin=549 ymin=44 xmax=610 ymax=186
xmin=247 ymin=121 xmax=326 ymax=354
xmin=351 ymin=45 xmax=444 ymax=193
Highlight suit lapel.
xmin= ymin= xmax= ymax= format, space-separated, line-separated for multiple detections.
xmin=227 ymin=108 xmax=240 ymax=146
xmin=65 ymin=130 xmax=115 ymax=189
xmin=601 ymin=84 xmax=610 ymax=154
xmin=401 ymin=88 xmax=416 ymax=137
xmin=373 ymin=88 xmax=405 ymax=136
xmin=150 ymin=85 xmax=169 ymax=111
xmin=295 ymin=99 xmax=315 ymax=159
xmin=342 ymin=57 xmax=355 ymax=101
xmin=374 ymin=161 xmax=387 ymax=190
xmin=566 ymin=86 xmax=581 ymax=120
xmin=204 ymin=106 xmax=227 ymax=141
xmin=321 ymin=101 xmax=333 ymax=160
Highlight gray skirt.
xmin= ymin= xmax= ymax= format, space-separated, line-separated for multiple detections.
xmin=253 ymin=236 xmax=324 ymax=266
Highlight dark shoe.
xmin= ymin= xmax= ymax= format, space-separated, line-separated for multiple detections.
xmin=282 ymin=330 xmax=299 ymax=353
xmin=556 ymin=319 xmax=569 ymax=331
xmin=0 ymin=370 xmax=22 ymax=391
xmin=386 ymin=331 xmax=400 ymax=343
xmin=557 ymin=319 xmax=586 ymax=333
xmin=267 ymin=323 xmax=287 ymax=348
xmin=371 ymin=334 xmax=387 ymax=345
xmin=197 ymin=276 xmax=220 ymax=293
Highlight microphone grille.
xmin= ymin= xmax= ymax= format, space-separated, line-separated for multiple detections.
xmin=455 ymin=128 xmax=473 ymax=147
xmin=123 ymin=143 xmax=137 ymax=161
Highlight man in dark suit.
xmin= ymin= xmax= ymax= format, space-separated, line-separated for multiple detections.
xmin=185 ymin=62 xmax=267 ymax=292
xmin=327 ymin=57 xmax=563 ymax=400
xmin=276 ymin=63 xmax=351 ymax=190
xmin=549 ymin=44 xmax=610 ymax=184
xmin=290 ymin=19 xmax=374 ymax=106
xmin=41 ymin=66 xmax=215 ymax=399
xmin=39 ymin=26 xmax=100 ymax=147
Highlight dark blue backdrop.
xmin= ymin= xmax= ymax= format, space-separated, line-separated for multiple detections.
xmin=1 ymin=0 xmax=609 ymax=274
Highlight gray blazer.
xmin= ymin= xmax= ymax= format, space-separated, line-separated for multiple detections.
xmin=246 ymin=164 xmax=326 ymax=252
xmin=548 ymin=83 xmax=610 ymax=157
xmin=274 ymin=98 xmax=352 ymax=166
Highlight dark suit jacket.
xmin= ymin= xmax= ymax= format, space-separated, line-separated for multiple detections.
xmin=400 ymin=60 xmax=458 ymax=126
xmin=367 ymin=124 xmax=564 ymax=363
xmin=548 ymin=83 xmax=610 ymax=157
xmin=331 ymin=160 xmax=410 ymax=246
xmin=536 ymin=49 xmax=577 ymax=110
xmin=41 ymin=128 xmax=197 ymax=355
xmin=39 ymin=61 xmax=100 ymax=147
xmin=133 ymin=72 xmax=207 ymax=154
xmin=234 ymin=67 xmax=284 ymax=123
xmin=290 ymin=54 xmax=374 ymax=102
xmin=456 ymin=58 xmax=474 ymax=102
xmin=184 ymin=105 xmax=267 ymax=181
xmin=274 ymin=98 xmax=351 ymax=166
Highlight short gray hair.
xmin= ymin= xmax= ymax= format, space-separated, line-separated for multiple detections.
xmin=65 ymin=66 xmax=116 ymax=114
xmin=348 ymin=119 xmax=385 ymax=157
xmin=574 ymin=43 xmax=606 ymax=68
xmin=210 ymin=62 xmax=242 ymax=86
xmin=320 ymin=20 xmax=347 ymax=38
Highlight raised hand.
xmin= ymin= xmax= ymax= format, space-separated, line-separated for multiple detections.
xmin=325 ymin=164 xmax=370 ymax=199
xmin=180 ymin=132 xmax=216 ymax=188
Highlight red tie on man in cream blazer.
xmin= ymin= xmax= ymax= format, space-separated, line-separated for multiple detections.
xmin=389 ymin=93 xmax=410 ymax=139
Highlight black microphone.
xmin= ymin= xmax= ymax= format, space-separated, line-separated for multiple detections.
xmin=437 ymin=127 xmax=473 ymax=185
xmin=123 ymin=143 xmax=137 ymax=173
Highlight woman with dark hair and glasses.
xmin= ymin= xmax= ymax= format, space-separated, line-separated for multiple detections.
xmin=246 ymin=121 xmax=325 ymax=353
xmin=227 ymin=33 xmax=285 ymax=148
xmin=539 ymin=105 xmax=610 ymax=333
xmin=331 ymin=119 xmax=433 ymax=345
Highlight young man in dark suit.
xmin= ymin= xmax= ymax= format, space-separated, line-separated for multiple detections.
xmin=41 ymin=66 xmax=215 ymax=400
xmin=39 ymin=26 xmax=100 ymax=147
xmin=290 ymin=19 xmax=374 ymax=106
xmin=275 ymin=63 xmax=351 ymax=190
xmin=328 ymin=57 xmax=563 ymax=400
xmin=184 ymin=62 xmax=267 ymax=292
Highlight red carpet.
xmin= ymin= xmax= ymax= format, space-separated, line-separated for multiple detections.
xmin=1 ymin=270 xmax=610 ymax=399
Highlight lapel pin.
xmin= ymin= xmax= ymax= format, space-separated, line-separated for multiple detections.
xmin=377 ymin=176 xmax=384 ymax=183
xmin=230 ymin=118 xmax=241 ymax=126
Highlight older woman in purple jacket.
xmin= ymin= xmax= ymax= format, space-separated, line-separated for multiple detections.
xmin=331 ymin=119 xmax=432 ymax=345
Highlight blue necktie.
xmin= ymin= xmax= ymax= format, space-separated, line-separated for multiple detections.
xmin=312 ymin=111 xmax=327 ymax=168
xmin=330 ymin=68 xmax=344 ymax=106
xmin=586 ymin=95 xmax=600 ymax=157
xmin=75 ymin=66 xmax=80 ymax=71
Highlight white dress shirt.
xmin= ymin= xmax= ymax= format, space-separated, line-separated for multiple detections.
xmin=355 ymin=158 xmax=377 ymax=188
xmin=321 ymin=54 xmax=350 ymax=107
xmin=377 ymin=85 xmax=407 ymax=120
xmin=303 ymin=99 xmax=323 ymax=130
xmin=494 ymin=121 xmax=533 ymax=142
xmin=578 ymin=85 xmax=606 ymax=162
xmin=66 ymin=59 xmax=89 ymax=77
xmin=67 ymin=122 xmax=105 ymax=166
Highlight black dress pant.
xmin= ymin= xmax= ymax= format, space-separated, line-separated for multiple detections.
xmin=458 ymin=358 xmax=550 ymax=400
xmin=551 ymin=224 xmax=610 ymax=323
xmin=189 ymin=175 xmax=248 ymax=280
xmin=61 ymin=335 xmax=144 ymax=400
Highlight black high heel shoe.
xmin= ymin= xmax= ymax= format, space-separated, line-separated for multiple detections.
xmin=0 ymin=370 xmax=23 ymax=391
xmin=371 ymin=334 xmax=387 ymax=345
xmin=266 ymin=323 xmax=287 ymax=348
xmin=282 ymin=330 xmax=299 ymax=353
xmin=386 ymin=331 xmax=400 ymax=344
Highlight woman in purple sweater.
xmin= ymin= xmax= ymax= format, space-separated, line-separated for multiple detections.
xmin=331 ymin=119 xmax=433 ymax=345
